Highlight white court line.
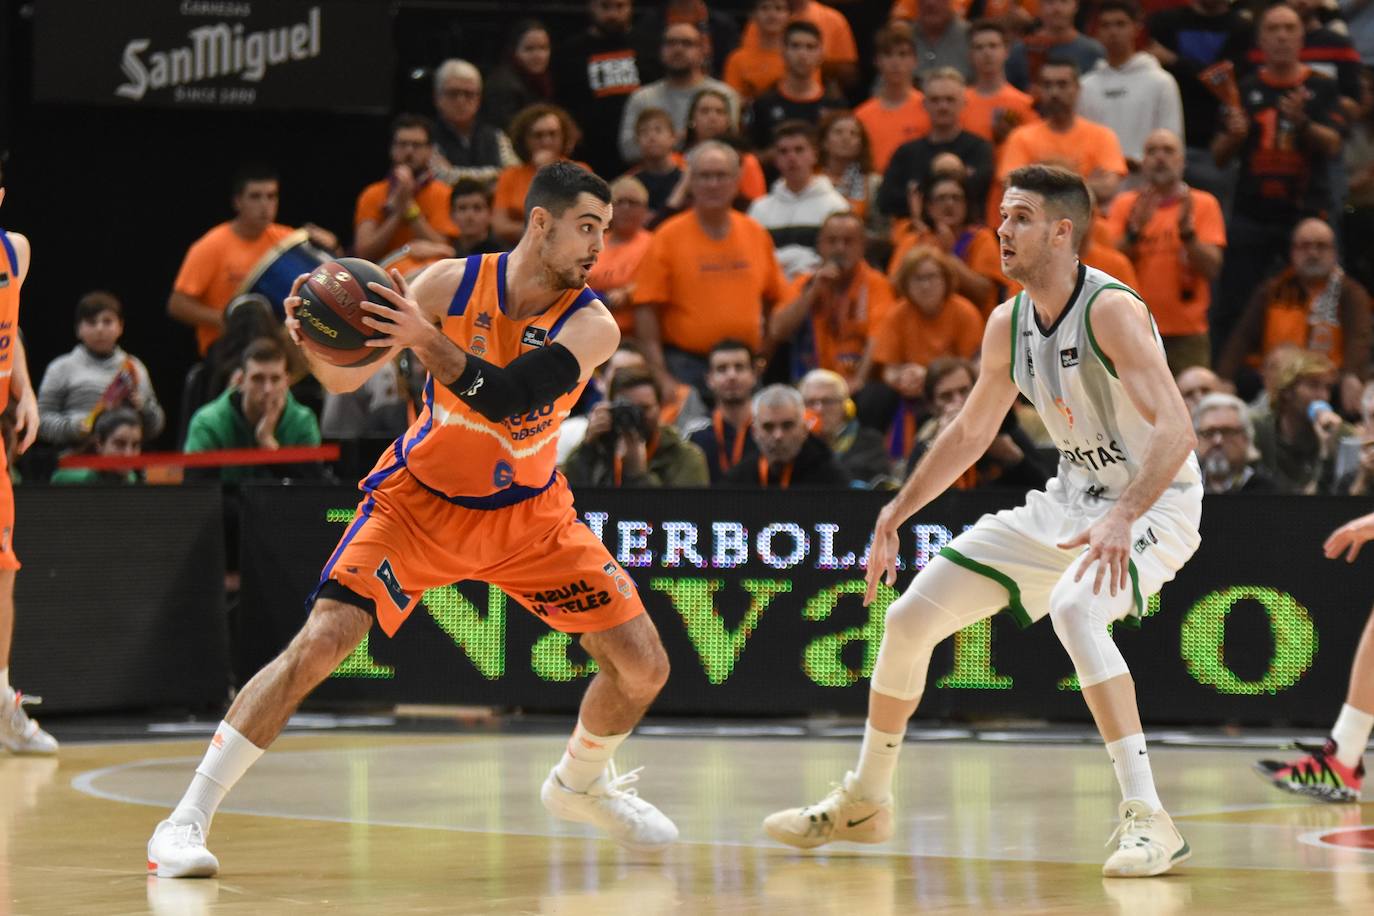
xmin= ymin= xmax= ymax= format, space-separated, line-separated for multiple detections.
xmin=70 ymin=741 xmax=1374 ymax=872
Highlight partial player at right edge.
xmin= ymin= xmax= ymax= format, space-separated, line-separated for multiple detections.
xmin=1254 ymin=509 xmax=1374 ymax=802
xmin=764 ymin=165 xmax=1202 ymax=877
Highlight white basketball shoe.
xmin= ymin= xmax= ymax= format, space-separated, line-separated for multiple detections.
xmin=540 ymin=763 xmax=679 ymax=852
xmin=147 ymin=820 xmax=220 ymax=878
xmin=763 ymin=771 xmax=894 ymax=849
xmin=1102 ymin=799 xmax=1191 ymax=877
xmin=0 ymin=689 xmax=58 ymax=755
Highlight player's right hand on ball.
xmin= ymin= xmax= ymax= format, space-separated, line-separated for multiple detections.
xmin=282 ymin=273 xmax=309 ymax=345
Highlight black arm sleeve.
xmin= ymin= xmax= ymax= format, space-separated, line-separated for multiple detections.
xmin=444 ymin=342 xmax=583 ymax=422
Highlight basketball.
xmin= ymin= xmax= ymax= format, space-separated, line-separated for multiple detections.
xmin=294 ymin=257 xmax=396 ymax=367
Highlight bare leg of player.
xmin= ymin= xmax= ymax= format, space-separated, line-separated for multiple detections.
xmin=146 ymin=599 xmax=373 ymax=877
xmin=0 ymin=569 xmax=57 ymax=755
xmin=1256 ymin=605 xmax=1374 ymax=802
xmin=541 ymin=613 xmax=679 ymax=851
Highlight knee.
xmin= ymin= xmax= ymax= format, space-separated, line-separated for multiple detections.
xmin=287 ymin=600 xmax=371 ymax=678
xmin=882 ymin=590 xmax=945 ymax=651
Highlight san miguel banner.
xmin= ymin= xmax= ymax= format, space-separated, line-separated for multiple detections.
xmin=33 ymin=1 xmax=394 ymax=112
xmin=238 ymin=484 xmax=1374 ymax=727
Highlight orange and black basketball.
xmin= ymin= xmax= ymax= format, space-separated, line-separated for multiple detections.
xmin=294 ymin=257 xmax=395 ymax=367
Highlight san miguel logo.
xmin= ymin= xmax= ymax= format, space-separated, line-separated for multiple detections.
xmin=116 ymin=5 xmax=323 ymax=102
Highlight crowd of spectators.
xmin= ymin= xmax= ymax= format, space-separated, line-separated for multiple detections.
xmin=23 ymin=0 xmax=1374 ymax=497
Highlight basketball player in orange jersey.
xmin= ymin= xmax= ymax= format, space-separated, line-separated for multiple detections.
xmin=0 ymin=172 xmax=58 ymax=757
xmin=147 ymin=162 xmax=677 ymax=877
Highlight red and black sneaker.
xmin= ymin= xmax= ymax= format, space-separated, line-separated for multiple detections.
xmin=1254 ymin=739 xmax=1364 ymax=803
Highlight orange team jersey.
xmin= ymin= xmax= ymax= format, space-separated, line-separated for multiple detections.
xmin=724 ymin=44 xmax=785 ymax=100
xmin=739 ymin=152 xmax=768 ymax=201
xmin=354 ymin=177 xmax=459 ymax=251
xmin=493 ymin=160 xmax=592 ymax=222
xmin=1105 ymin=188 xmax=1226 ymax=337
xmin=173 ymin=221 xmax=296 ymax=355
xmin=741 ymin=1 xmax=858 ymax=65
xmin=0 ymin=231 xmax=21 ymax=570
xmin=871 ymin=293 xmax=985 ymax=367
xmin=888 ymin=223 xmax=1005 ymax=316
xmin=784 ymin=262 xmax=896 ymax=376
xmin=587 ymin=228 xmax=654 ymax=334
xmin=633 ymin=209 xmax=786 ymax=355
xmin=962 ymin=85 xmax=1039 ymax=144
xmin=1257 ymin=271 xmax=1347 ymax=369
xmin=317 ymin=252 xmax=644 ymax=637
xmin=855 ymin=92 xmax=930 ymax=174
xmin=996 ymin=118 xmax=1128 ymax=181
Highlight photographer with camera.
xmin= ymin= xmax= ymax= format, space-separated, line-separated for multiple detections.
xmin=562 ymin=366 xmax=709 ymax=487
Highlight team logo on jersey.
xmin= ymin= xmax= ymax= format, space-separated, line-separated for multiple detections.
xmin=475 ymin=311 xmax=493 ymax=330
xmin=603 ymin=560 xmax=633 ymax=598
xmin=521 ymin=326 xmax=548 ymax=348
xmin=470 ymin=334 xmax=487 ymax=356
xmin=1025 ymin=346 xmax=1035 ymax=377
xmin=1133 ymin=527 xmax=1159 ymax=555
xmin=374 ymin=558 xmax=410 ymax=610
xmin=493 ymin=460 xmax=514 ymax=488
xmin=1060 ymin=347 xmax=1079 ymax=368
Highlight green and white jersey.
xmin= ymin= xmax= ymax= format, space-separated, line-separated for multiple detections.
xmin=1008 ymin=264 xmax=1201 ymax=498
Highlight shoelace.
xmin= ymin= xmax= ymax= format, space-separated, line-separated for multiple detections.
xmin=602 ymin=762 xmax=644 ymax=798
xmin=166 ymin=822 xmax=208 ymax=849
xmin=7 ymin=692 xmax=42 ymax=730
xmin=800 ymin=781 xmax=851 ymax=820
xmin=1105 ymin=809 xmax=1156 ymax=850
xmin=1286 ymin=742 xmax=1341 ymax=785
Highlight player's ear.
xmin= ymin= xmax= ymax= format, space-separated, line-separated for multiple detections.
xmin=528 ymin=205 xmax=549 ymax=234
xmin=229 ymin=367 xmax=244 ymax=388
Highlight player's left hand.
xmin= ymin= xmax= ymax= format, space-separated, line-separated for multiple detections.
xmin=1058 ymin=510 xmax=1132 ymax=597
xmin=13 ymin=387 xmax=38 ymax=455
xmin=362 ymin=270 xmax=434 ymax=350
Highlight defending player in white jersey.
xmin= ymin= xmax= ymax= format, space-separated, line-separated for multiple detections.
xmin=764 ymin=165 xmax=1201 ymax=877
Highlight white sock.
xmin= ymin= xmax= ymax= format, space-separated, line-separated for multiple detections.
xmin=854 ymin=722 xmax=904 ymax=802
xmin=1331 ymin=703 xmax=1374 ymax=770
xmin=1107 ymin=733 xmax=1162 ymax=811
xmin=554 ymin=720 xmax=628 ymax=792
xmin=168 ymin=721 xmax=264 ymax=835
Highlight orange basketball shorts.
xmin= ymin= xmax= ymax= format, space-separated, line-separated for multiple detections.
xmin=311 ymin=467 xmax=643 ymax=636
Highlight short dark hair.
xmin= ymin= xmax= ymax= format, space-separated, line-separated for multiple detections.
xmin=231 ymin=163 xmax=278 ymax=197
xmin=240 ymin=336 xmax=288 ymax=370
xmin=609 ymin=365 xmax=660 ymax=402
xmin=924 ymin=357 xmax=977 ymax=403
xmin=968 ymin=18 xmax=1008 ymax=44
xmin=874 ymin=22 xmax=915 ymax=56
xmin=390 ymin=113 xmax=435 ymax=144
xmin=75 ymin=290 xmax=123 ymax=325
xmin=784 ymin=20 xmax=822 ymax=44
xmin=771 ymin=119 xmax=817 ymax=148
xmin=1038 ymin=57 xmax=1081 ymax=81
xmin=1095 ymin=0 xmax=1140 ymax=20
xmin=92 ymin=406 xmax=141 ymax=444
xmin=1006 ymin=164 xmax=1093 ymax=247
xmin=635 ymin=107 xmax=675 ymax=134
xmin=707 ymin=338 xmax=755 ymax=368
xmin=450 ymin=178 xmax=492 ymax=208
xmin=524 ymin=161 xmax=612 ymax=220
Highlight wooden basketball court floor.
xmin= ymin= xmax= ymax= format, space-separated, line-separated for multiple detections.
xmin=6 ymin=728 xmax=1374 ymax=914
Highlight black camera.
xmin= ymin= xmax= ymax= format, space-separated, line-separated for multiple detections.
xmin=608 ymin=399 xmax=652 ymax=440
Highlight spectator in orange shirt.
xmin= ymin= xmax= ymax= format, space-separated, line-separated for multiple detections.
xmin=634 ymin=141 xmax=788 ymax=391
xmin=873 ymin=245 xmax=984 ymax=381
xmin=769 ymin=212 xmax=895 ymax=386
xmin=890 ymin=172 xmax=1003 ymax=313
xmin=492 ymin=103 xmax=585 ymax=244
xmin=739 ymin=0 xmax=861 ymax=90
xmin=726 ymin=0 xmax=789 ymax=100
xmin=1219 ymin=219 xmax=1373 ymax=414
xmin=997 ymin=59 xmax=1128 ymax=207
xmin=681 ymin=88 xmax=769 ymax=201
xmin=169 ymin=165 xmax=339 ymax=356
xmin=855 ymin=24 xmax=931 ymax=174
xmin=589 ymin=175 xmax=656 ymax=334
xmin=963 ymin=19 xmax=1038 ymax=147
xmin=1106 ymin=128 xmax=1226 ymax=372
xmin=818 ymin=111 xmax=882 ymax=223
xmin=353 ymin=115 xmax=458 ymax=264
